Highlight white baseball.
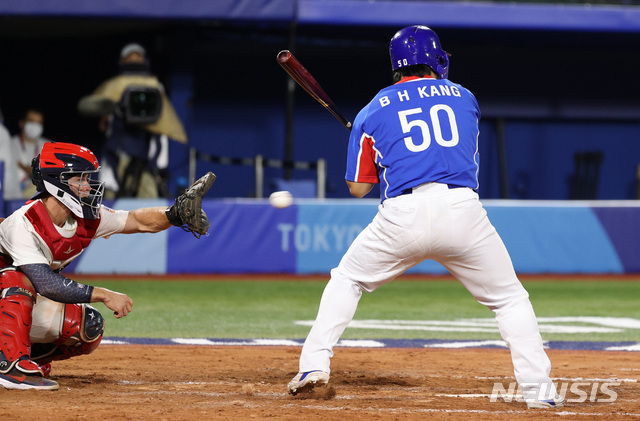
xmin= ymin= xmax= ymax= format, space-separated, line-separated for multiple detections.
xmin=269 ymin=191 xmax=294 ymax=209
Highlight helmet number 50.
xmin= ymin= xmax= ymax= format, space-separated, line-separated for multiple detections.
xmin=398 ymin=105 xmax=459 ymax=152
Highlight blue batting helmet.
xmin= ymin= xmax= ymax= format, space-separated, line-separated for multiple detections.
xmin=389 ymin=25 xmax=449 ymax=79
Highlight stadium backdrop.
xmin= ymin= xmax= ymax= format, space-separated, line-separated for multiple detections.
xmin=13 ymin=198 xmax=633 ymax=275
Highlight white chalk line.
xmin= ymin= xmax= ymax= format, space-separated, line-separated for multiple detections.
xmin=553 ymin=377 xmax=638 ymax=383
xmin=296 ymin=316 xmax=640 ymax=334
xmin=474 ymin=376 xmax=639 ymax=383
xmin=282 ymin=403 xmax=640 ymax=417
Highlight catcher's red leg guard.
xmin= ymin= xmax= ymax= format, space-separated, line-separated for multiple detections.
xmin=31 ymin=303 xmax=105 ymax=365
xmin=0 ymin=269 xmax=40 ymax=372
xmin=0 ymin=269 xmax=57 ymax=390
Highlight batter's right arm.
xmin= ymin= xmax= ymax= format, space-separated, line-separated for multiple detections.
xmin=346 ymin=181 xmax=375 ymax=198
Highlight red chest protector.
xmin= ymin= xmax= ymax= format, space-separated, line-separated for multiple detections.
xmin=24 ymin=201 xmax=100 ymax=263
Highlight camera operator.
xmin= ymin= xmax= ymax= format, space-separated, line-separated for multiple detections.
xmin=78 ymin=43 xmax=187 ymax=198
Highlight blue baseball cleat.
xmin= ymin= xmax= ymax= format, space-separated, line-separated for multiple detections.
xmin=527 ymin=395 xmax=565 ymax=409
xmin=288 ymin=370 xmax=330 ymax=395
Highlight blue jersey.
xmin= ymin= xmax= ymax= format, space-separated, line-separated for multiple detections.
xmin=345 ymin=76 xmax=480 ymax=202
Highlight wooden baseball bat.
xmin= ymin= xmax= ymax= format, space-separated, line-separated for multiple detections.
xmin=277 ymin=50 xmax=352 ymax=132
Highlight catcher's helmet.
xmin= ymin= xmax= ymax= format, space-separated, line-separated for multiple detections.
xmin=31 ymin=142 xmax=105 ymax=220
xmin=389 ymin=25 xmax=449 ymax=79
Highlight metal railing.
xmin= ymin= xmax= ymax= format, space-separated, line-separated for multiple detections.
xmin=189 ymin=148 xmax=327 ymax=199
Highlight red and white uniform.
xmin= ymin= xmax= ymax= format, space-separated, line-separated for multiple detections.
xmin=0 ymin=199 xmax=127 ymax=269
xmin=0 ymin=200 xmax=128 ymax=342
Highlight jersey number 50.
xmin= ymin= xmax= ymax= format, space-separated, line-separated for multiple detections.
xmin=398 ymin=105 xmax=459 ymax=152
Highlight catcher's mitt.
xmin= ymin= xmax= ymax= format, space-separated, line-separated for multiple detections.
xmin=166 ymin=172 xmax=216 ymax=238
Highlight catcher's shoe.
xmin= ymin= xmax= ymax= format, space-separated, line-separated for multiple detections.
xmin=526 ymin=395 xmax=565 ymax=409
xmin=40 ymin=363 xmax=52 ymax=378
xmin=0 ymin=358 xmax=59 ymax=391
xmin=288 ymin=370 xmax=329 ymax=395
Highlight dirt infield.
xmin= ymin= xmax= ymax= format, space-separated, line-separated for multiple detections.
xmin=1 ymin=346 xmax=638 ymax=420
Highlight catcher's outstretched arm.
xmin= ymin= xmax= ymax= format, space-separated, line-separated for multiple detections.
xmin=123 ymin=207 xmax=174 ymax=233
xmin=166 ymin=171 xmax=216 ymax=239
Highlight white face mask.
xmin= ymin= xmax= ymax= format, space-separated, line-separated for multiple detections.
xmin=24 ymin=121 xmax=43 ymax=139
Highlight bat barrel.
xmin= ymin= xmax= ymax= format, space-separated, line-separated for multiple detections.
xmin=277 ymin=49 xmax=352 ymax=132
xmin=277 ymin=50 xmax=292 ymax=63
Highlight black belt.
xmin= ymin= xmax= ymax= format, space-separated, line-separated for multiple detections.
xmin=400 ymin=184 xmax=467 ymax=196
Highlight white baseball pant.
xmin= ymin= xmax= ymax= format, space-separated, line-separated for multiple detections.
xmin=298 ymin=182 xmax=558 ymax=400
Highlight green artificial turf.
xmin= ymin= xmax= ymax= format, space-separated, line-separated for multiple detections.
xmin=86 ymin=277 xmax=640 ymax=342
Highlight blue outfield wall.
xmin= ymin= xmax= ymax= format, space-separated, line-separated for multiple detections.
xmin=62 ymin=198 xmax=640 ymax=275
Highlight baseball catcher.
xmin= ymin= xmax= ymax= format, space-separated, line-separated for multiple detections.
xmin=0 ymin=141 xmax=215 ymax=390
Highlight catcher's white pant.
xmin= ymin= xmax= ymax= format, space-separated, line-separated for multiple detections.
xmin=30 ymin=296 xmax=69 ymax=343
xmin=298 ymin=182 xmax=558 ymax=400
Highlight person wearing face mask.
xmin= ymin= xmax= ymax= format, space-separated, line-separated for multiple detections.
xmin=0 ymin=107 xmax=12 ymax=206
xmin=6 ymin=109 xmax=49 ymax=200
xmin=77 ymin=43 xmax=187 ymax=199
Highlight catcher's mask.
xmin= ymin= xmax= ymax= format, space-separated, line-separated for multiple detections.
xmin=389 ymin=25 xmax=450 ymax=79
xmin=31 ymin=142 xmax=105 ymax=220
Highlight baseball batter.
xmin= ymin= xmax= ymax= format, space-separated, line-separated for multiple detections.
xmin=0 ymin=141 xmax=214 ymax=390
xmin=288 ymin=26 xmax=564 ymax=409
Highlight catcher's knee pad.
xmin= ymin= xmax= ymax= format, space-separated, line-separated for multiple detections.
xmin=31 ymin=302 xmax=105 ymax=365
xmin=0 ymin=268 xmax=37 ymax=371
